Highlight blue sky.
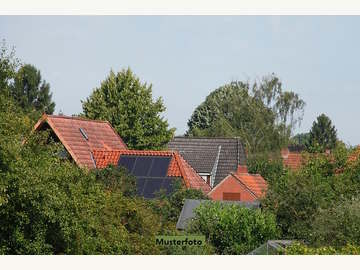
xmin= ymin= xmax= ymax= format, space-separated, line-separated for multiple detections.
xmin=1 ymin=16 xmax=359 ymax=145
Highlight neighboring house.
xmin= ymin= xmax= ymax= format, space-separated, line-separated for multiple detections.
xmin=92 ymin=149 xmax=211 ymax=198
xmin=33 ymin=114 xmax=127 ymax=168
xmin=208 ymin=165 xmax=267 ymax=202
xmin=281 ymin=146 xmax=304 ymax=170
xmin=176 ymin=199 xmax=260 ymax=230
xmin=167 ymin=137 xmax=247 ymax=188
xmin=348 ymin=146 xmax=360 ymax=163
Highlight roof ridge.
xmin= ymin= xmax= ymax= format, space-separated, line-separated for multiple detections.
xmin=46 ymin=114 xmax=110 ymax=124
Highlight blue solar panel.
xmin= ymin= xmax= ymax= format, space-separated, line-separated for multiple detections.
xmin=149 ymin=157 xmax=171 ymax=177
xmin=136 ymin=178 xmax=146 ymax=196
xmin=161 ymin=179 xmax=174 ymax=195
xmin=132 ymin=157 xmax=153 ymax=176
xmin=143 ymin=179 xmax=164 ymax=198
xmin=118 ymin=156 xmax=136 ymax=173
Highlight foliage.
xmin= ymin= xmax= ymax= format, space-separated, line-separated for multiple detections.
xmin=307 ymin=113 xmax=337 ymax=153
xmin=82 ymin=68 xmax=175 ymax=150
xmin=94 ymin=165 xmax=136 ymax=197
xmin=0 ymin=39 xmax=20 ymax=93
xmin=188 ymin=202 xmax=279 ymax=254
xmin=247 ymin=152 xmax=286 ymax=183
xmin=290 ymin=132 xmax=310 ymax=147
xmin=11 ymin=64 xmax=55 ymax=114
xmin=187 ymin=74 xmax=305 ymax=153
xmin=284 ymin=242 xmax=360 ymax=255
xmin=262 ymin=144 xmax=359 ymax=241
xmin=310 ymin=197 xmax=360 ymax=248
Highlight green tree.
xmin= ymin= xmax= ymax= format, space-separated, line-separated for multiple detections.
xmin=82 ymin=68 xmax=175 ymax=150
xmin=11 ymin=64 xmax=55 ymax=114
xmin=290 ymin=132 xmax=310 ymax=147
xmin=307 ymin=113 xmax=337 ymax=153
xmin=0 ymin=40 xmax=20 ymax=93
xmin=187 ymin=74 xmax=305 ymax=153
xmin=188 ymin=202 xmax=279 ymax=254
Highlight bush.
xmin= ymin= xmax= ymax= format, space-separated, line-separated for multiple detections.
xmin=188 ymin=202 xmax=279 ymax=254
xmin=285 ymin=242 xmax=360 ymax=255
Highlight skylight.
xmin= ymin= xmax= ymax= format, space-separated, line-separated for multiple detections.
xmin=79 ymin=128 xmax=88 ymax=140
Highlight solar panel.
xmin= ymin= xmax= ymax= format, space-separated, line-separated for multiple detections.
xmin=132 ymin=156 xmax=153 ymax=176
xmin=118 ymin=156 xmax=137 ymax=173
xmin=149 ymin=157 xmax=171 ymax=177
xmin=161 ymin=179 xmax=174 ymax=195
xmin=143 ymin=179 xmax=164 ymax=198
xmin=136 ymin=178 xmax=147 ymax=196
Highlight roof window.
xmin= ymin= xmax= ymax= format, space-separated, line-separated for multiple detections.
xmin=79 ymin=128 xmax=89 ymax=140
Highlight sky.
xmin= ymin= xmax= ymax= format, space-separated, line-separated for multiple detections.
xmin=1 ymin=16 xmax=359 ymax=145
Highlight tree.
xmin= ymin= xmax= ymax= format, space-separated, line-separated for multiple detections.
xmin=82 ymin=68 xmax=175 ymax=150
xmin=11 ymin=64 xmax=55 ymax=114
xmin=0 ymin=40 xmax=20 ymax=93
xmin=188 ymin=202 xmax=279 ymax=254
xmin=187 ymin=74 xmax=305 ymax=153
xmin=307 ymin=113 xmax=337 ymax=153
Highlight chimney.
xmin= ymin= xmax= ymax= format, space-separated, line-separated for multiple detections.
xmin=237 ymin=165 xmax=248 ymax=174
xmin=281 ymin=147 xmax=289 ymax=158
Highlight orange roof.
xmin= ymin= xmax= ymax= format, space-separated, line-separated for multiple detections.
xmin=348 ymin=146 xmax=360 ymax=163
xmin=233 ymin=172 xmax=268 ymax=198
xmin=92 ymin=149 xmax=211 ymax=194
xmin=34 ymin=114 xmax=127 ymax=168
xmin=281 ymin=148 xmax=303 ymax=170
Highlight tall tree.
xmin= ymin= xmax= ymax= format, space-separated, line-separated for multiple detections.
xmin=82 ymin=68 xmax=175 ymax=150
xmin=307 ymin=113 xmax=337 ymax=152
xmin=0 ymin=40 xmax=20 ymax=93
xmin=11 ymin=64 xmax=55 ymax=114
xmin=187 ymin=74 xmax=305 ymax=153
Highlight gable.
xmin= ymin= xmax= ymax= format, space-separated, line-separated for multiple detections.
xmin=34 ymin=114 xmax=127 ymax=168
xmin=168 ymin=137 xmax=247 ymax=187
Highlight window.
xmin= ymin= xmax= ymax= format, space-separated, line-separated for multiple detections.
xmin=223 ymin=192 xmax=241 ymax=201
xmin=79 ymin=128 xmax=88 ymax=140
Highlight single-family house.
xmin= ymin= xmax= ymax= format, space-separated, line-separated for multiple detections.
xmin=33 ymin=114 xmax=127 ymax=168
xmin=208 ymin=165 xmax=267 ymax=202
xmin=281 ymin=145 xmax=304 ymax=170
xmin=167 ymin=137 xmax=247 ymax=188
xmin=92 ymin=149 xmax=211 ymax=198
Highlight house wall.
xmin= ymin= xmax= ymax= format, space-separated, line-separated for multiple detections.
xmin=209 ymin=176 xmax=257 ymax=202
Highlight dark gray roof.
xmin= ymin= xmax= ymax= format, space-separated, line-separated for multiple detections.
xmin=168 ymin=137 xmax=247 ymax=187
xmin=176 ymin=199 xmax=260 ymax=230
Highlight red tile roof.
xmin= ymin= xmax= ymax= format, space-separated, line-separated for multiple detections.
xmin=232 ymin=172 xmax=268 ymax=198
xmin=281 ymin=148 xmax=303 ymax=170
xmin=34 ymin=114 xmax=127 ymax=168
xmin=348 ymin=146 xmax=360 ymax=163
xmin=92 ymin=149 xmax=211 ymax=194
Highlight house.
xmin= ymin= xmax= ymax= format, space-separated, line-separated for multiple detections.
xmin=176 ymin=199 xmax=260 ymax=230
xmin=33 ymin=114 xmax=127 ymax=168
xmin=208 ymin=165 xmax=267 ymax=202
xmin=167 ymin=137 xmax=247 ymax=188
xmin=281 ymin=145 xmax=304 ymax=170
xmin=92 ymin=149 xmax=211 ymax=198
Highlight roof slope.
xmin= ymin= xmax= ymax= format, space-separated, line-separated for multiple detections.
xmin=233 ymin=172 xmax=268 ymax=198
xmin=168 ymin=137 xmax=246 ymax=187
xmin=281 ymin=147 xmax=303 ymax=170
xmin=176 ymin=199 xmax=260 ymax=230
xmin=92 ymin=149 xmax=211 ymax=194
xmin=34 ymin=114 xmax=127 ymax=168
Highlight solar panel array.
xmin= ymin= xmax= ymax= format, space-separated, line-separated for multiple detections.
xmin=118 ymin=155 xmax=175 ymax=198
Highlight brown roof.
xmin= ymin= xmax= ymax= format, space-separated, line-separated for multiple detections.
xmin=34 ymin=114 xmax=127 ymax=168
xmin=92 ymin=149 xmax=211 ymax=194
